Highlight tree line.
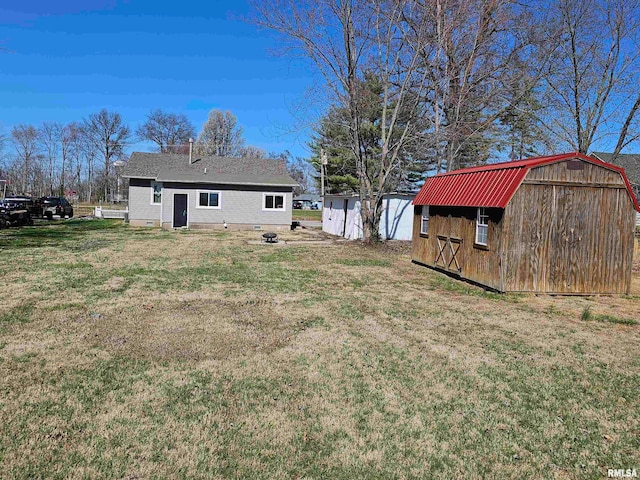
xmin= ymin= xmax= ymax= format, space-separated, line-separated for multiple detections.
xmin=253 ymin=0 xmax=640 ymax=241
xmin=1 ymin=110 xmax=131 ymax=203
xmin=0 ymin=108 xmax=313 ymax=201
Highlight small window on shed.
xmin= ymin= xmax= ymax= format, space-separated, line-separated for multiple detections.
xmin=566 ymin=160 xmax=584 ymax=170
xmin=475 ymin=207 xmax=489 ymax=246
xmin=420 ymin=206 xmax=429 ymax=235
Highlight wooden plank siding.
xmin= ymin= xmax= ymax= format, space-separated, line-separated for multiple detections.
xmin=501 ymin=161 xmax=636 ymax=294
xmin=411 ymin=206 xmax=502 ymax=290
xmin=525 ymin=160 xmax=625 ymax=184
xmin=411 ymin=159 xmax=637 ymax=294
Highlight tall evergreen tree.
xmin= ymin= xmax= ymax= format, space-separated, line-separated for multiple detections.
xmin=308 ymin=75 xmax=429 ymax=195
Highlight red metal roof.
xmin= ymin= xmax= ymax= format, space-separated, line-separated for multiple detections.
xmin=413 ymin=152 xmax=640 ymax=211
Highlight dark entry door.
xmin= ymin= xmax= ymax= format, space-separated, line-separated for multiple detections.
xmin=342 ymin=199 xmax=349 ymax=237
xmin=173 ymin=194 xmax=188 ymax=228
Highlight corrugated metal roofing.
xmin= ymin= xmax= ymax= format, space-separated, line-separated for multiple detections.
xmin=413 ymin=152 xmax=640 ymax=211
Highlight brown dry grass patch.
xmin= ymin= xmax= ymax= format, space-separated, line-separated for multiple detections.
xmin=0 ymin=219 xmax=639 ymax=479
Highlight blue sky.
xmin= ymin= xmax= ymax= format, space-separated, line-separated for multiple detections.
xmin=0 ymin=0 xmax=317 ymax=158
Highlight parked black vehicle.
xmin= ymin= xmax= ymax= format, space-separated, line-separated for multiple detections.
xmin=0 ymin=198 xmax=34 ymax=228
xmin=37 ymin=196 xmax=74 ymax=219
xmin=2 ymin=196 xmax=37 ymax=213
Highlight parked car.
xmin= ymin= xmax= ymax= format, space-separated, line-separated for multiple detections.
xmin=37 ymin=196 xmax=74 ymax=219
xmin=293 ymin=201 xmax=303 ymax=209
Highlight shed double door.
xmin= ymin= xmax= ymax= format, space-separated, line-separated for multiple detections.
xmin=435 ymin=235 xmax=463 ymax=273
xmin=433 ymin=214 xmax=463 ymax=273
xmin=549 ymin=187 xmax=588 ymax=292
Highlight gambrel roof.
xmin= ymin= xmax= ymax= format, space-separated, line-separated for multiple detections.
xmin=413 ymin=152 xmax=639 ymax=211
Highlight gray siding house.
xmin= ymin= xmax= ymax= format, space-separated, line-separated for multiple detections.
xmin=123 ymin=152 xmax=298 ymax=230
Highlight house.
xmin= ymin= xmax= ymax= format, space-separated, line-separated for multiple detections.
xmin=411 ymin=152 xmax=639 ymax=294
xmin=591 ymin=152 xmax=640 ymax=200
xmin=122 ymin=152 xmax=298 ymax=230
xmin=323 ymin=192 xmax=415 ymax=240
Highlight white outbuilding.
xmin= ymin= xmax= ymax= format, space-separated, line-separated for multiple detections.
xmin=322 ymin=192 xmax=416 ymax=240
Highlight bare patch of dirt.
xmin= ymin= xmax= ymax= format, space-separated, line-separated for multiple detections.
xmin=105 ymin=276 xmax=126 ymax=290
xmin=83 ymin=297 xmax=303 ymax=361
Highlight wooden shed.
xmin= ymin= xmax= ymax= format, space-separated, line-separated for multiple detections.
xmin=411 ymin=152 xmax=640 ymax=294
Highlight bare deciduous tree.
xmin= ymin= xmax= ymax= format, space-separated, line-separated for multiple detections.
xmin=137 ymin=109 xmax=196 ymax=154
xmin=196 ymin=110 xmax=245 ymax=157
xmin=541 ymin=0 xmax=640 ymax=158
xmin=409 ymin=0 xmax=551 ymax=171
xmin=38 ymin=122 xmax=63 ymax=195
xmin=0 ymin=126 xmax=7 ymax=157
xmin=59 ymin=123 xmax=80 ymax=196
xmin=11 ymin=124 xmax=40 ymax=194
xmin=238 ymin=145 xmax=267 ymax=158
xmin=77 ymin=126 xmax=99 ymax=202
xmin=64 ymin=122 xmax=88 ymax=200
xmin=253 ymin=0 xmax=432 ymax=241
xmin=82 ymin=109 xmax=131 ymax=201
xmin=0 ymin=126 xmax=7 ymax=170
xmin=286 ymin=154 xmax=314 ymax=195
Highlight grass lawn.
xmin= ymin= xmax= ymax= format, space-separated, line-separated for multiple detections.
xmin=1 ymin=220 xmax=639 ymax=479
xmin=292 ymin=209 xmax=322 ymax=221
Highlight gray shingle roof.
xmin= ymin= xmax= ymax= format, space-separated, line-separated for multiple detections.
xmin=155 ymin=170 xmax=298 ymax=187
xmin=123 ymin=152 xmax=297 ymax=187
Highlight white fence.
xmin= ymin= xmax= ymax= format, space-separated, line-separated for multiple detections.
xmin=637 ymin=212 xmax=640 ymax=226
xmin=94 ymin=206 xmax=128 ymax=220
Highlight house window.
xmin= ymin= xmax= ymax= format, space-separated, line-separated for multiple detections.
xmin=420 ymin=206 xmax=429 ymax=235
xmin=264 ymin=193 xmax=285 ymax=211
xmin=151 ymin=181 xmax=162 ymax=205
xmin=197 ymin=190 xmax=221 ymax=209
xmin=475 ymin=207 xmax=489 ymax=245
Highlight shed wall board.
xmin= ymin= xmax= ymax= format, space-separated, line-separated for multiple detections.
xmin=411 ymin=206 xmax=503 ymax=290
xmin=526 ymin=160 xmax=626 ymax=185
xmin=499 ymin=161 xmax=635 ymax=293
xmin=323 ymin=194 xmax=414 ymax=240
xmin=382 ymin=195 xmax=414 ymax=240
xmin=345 ymin=199 xmax=363 ymax=240
xmin=500 ymin=183 xmax=635 ymax=294
xmin=322 ymin=197 xmax=348 ymax=237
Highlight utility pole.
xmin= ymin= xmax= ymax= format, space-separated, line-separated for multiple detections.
xmin=320 ymin=148 xmax=328 ymax=198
